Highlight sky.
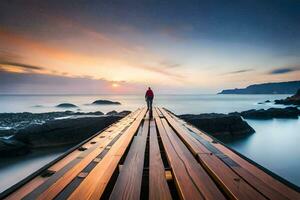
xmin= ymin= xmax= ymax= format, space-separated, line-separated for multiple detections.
xmin=0 ymin=0 xmax=300 ymax=94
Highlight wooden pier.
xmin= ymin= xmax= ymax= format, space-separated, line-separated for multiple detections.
xmin=1 ymin=107 xmax=299 ymax=200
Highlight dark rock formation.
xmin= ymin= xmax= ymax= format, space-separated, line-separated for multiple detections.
xmin=0 ymin=111 xmax=104 ymax=133
xmin=274 ymin=89 xmax=300 ymax=106
xmin=0 ymin=110 xmax=132 ymax=156
xmin=105 ymin=110 xmax=131 ymax=116
xmin=56 ymin=103 xmax=77 ymax=108
xmin=13 ymin=116 xmax=121 ymax=148
xmin=106 ymin=110 xmax=118 ymax=115
xmin=92 ymin=100 xmax=121 ymax=105
xmin=219 ymin=80 xmax=300 ymax=94
xmin=180 ymin=113 xmax=255 ymax=137
xmin=0 ymin=138 xmax=30 ymax=157
xmin=233 ymin=107 xmax=300 ymax=119
xmin=118 ymin=110 xmax=131 ymax=117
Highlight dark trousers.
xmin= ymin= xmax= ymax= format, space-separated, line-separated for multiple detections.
xmin=146 ymin=99 xmax=153 ymax=110
xmin=146 ymin=99 xmax=153 ymax=118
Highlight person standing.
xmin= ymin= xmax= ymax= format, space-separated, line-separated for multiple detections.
xmin=145 ymin=87 xmax=154 ymax=111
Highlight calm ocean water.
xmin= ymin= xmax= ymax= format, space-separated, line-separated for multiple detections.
xmin=0 ymin=94 xmax=299 ymax=192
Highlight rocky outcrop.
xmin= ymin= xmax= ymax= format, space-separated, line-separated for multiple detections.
xmin=92 ymin=100 xmax=121 ymax=105
xmin=13 ymin=116 xmax=121 ymax=148
xmin=180 ymin=113 xmax=255 ymax=137
xmin=231 ymin=107 xmax=300 ymax=119
xmin=106 ymin=110 xmax=118 ymax=115
xmin=0 ymin=138 xmax=30 ymax=157
xmin=118 ymin=110 xmax=131 ymax=117
xmin=0 ymin=111 xmax=105 ymax=133
xmin=0 ymin=111 xmax=132 ymax=156
xmin=274 ymin=89 xmax=300 ymax=106
xmin=56 ymin=103 xmax=78 ymax=108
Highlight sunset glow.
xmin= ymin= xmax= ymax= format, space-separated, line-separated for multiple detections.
xmin=0 ymin=1 xmax=299 ymax=94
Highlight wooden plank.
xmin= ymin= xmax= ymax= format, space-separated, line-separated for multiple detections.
xmin=164 ymin=109 xmax=299 ymax=200
xmin=159 ymin=108 xmax=211 ymax=155
xmin=154 ymin=108 xmax=225 ymax=200
xmin=214 ymin=143 xmax=300 ymax=200
xmin=172 ymin=112 xmax=300 ymax=200
xmin=149 ymin=119 xmax=172 ymax=200
xmin=198 ymin=154 xmax=268 ymax=200
xmin=30 ymin=109 xmax=143 ymax=200
xmin=109 ymin=119 xmax=149 ymax=200
xmin=5 ymin=110 xmax=141 ymax=200
xmin=161 ymin=108 xmax=269 ymax=199
xmin=67 ymin=108 xmax=147 ymax=200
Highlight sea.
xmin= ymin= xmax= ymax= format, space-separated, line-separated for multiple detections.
xmin=0 ymin=94 xmax=299 ymax=193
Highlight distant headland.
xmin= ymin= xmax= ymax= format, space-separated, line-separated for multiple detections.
xmin=218 ymin=80 xmax=300 ymax=94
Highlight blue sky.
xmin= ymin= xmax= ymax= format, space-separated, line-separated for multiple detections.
xmin=0 ymin=0 xmax=299 ymax=94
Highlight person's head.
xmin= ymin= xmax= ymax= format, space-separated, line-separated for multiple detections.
xmin=148 ymin=87 xmax=151 ymax=90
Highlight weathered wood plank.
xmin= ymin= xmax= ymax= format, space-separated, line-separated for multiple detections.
xmin=67 ymin=108 xmax=147 ymax=200
xmin=214 ymin=143 xmax=300 ymax=200
xmin=27 ymin=110 xmax=143 ymax=200
xmin=154 ymin=108 xmax=225 ymax=200
xmin=109 ymin=119 xmax=149 ymax=200
xmin=5 ymin=110 xmax=141 ymax=200
xmin=149 ymin=119 xmax=172 ymax=200
xmin=161 ymin=108 xmax=269 ymax=199
xmin=198 ymin=154 xmax=268 ymax=200
xmin=159 ymin=108 xmax=211 ymax=155
xmin=164 ymin=108 xmax=299 ymax=200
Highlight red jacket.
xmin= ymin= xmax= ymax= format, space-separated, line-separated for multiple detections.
xmin=145 ymin=89 xmax=154 ymax=100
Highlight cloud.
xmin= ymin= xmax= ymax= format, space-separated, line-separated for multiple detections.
xmin=140 ymin=64 xmax=186 ymax=81
xmin=0 ymin=50 xmax=45 ymax=72
xmin=0 ymin=70 xmax=141 ymax=94
xmin=268 ymin=66 xmax=300 ymax=75
xmin=0 ymin=61 xmax=44 ymax=70
xmin=222 ymin=69 xmax=253 ymax=75
xmin=160 ymin=61 xmax=181 ymax=68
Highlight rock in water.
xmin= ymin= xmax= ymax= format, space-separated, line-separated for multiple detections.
xmin=118 ymin=110 xmax=131 ymax=117
xmin=92 ymin=100 xmax=121 ymax=105
xmin=56 ymin=103 xmax=77 ymax=108
xmin=0 ymin=138 xmax=30 ymax=157
xmin=13 ymin=116 xmax=121 ymax=148
xmin=275 ymin=89 xmax=300 ymax=106
xmin=238 ymin=107 xmax=300 ymax=119
xmin=180 ymin=113 xmax=255 ymax=137
xmin=106 ymin=110 xmax=118 ymax=115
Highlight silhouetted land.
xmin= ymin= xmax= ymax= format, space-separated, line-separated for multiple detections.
xmin=219 ymin=80 xmax=300 ymax=94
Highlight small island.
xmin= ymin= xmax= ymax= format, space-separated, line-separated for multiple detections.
xmin=92 ymin=100 xmax=121 ymax=105
xmin=56 ymin=103 xmax=78 ymax=108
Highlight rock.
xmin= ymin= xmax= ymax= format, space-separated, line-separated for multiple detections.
xmin=0 ymin=129 xmax=15 ymax=137
xmin=13 ymin=116 xmax=121 ymax=148
xmin=56 ymin=103 xmax=77 ymax=108
xmin=258 ymin=100 xmax=271 ymax=104
xmin=106 ymin=110 xmax=118 ymax=115
xmin=238 ymin=107 xmax=300 ymax=119
xmin=0 ymin=111 xmax=105 ymax=131
xmin=0 ymin=138 xmax=30 ymax=157
xmin=179 ymin=113 xmax=255 ymax=137
xmin=274 ymin=89 xmax=300 ymax=106
xmin=118 ymin=110 xmax=131 ymax=117
xmin=92 ymin=100 xmax=121 ymax=105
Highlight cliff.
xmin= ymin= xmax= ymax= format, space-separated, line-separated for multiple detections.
xmin=219 ymin=80 xmax=300 ymax=94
